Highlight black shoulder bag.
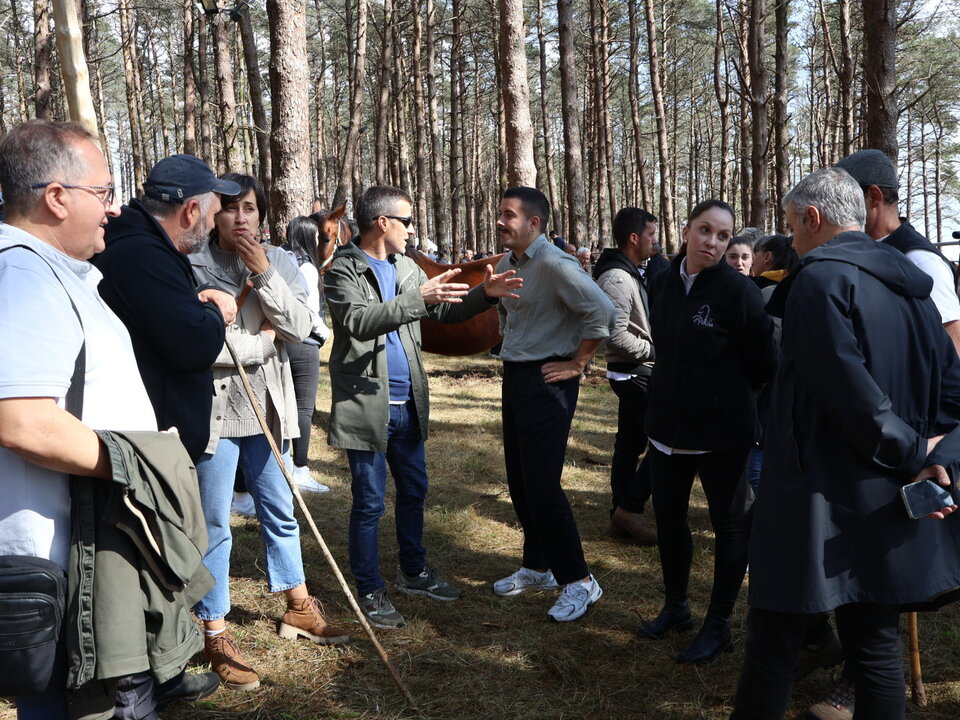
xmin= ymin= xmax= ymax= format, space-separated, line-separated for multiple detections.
xmin=0 ymin=244 xmax=84 ymax=696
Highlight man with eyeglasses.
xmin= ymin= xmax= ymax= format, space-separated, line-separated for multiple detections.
xmin=0 ymin=122 xmax=220 ymax=717
xmin=93 ymin=154 xmax=240 ymax=463
xmin=324 ymin=184 xmax=522 ymax=629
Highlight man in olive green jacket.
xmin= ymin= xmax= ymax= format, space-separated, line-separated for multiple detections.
xmin=324 ymin=185 xmax=520 ymax=629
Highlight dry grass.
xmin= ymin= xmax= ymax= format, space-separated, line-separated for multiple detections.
xmin=5 ymin=350 xmax=960 ymax=719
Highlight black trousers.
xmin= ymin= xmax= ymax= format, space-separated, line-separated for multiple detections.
xmin=285 ymin=341 xmax=320 ymax=468
xmin=502 ymin=360 xmax=588 ymax=585
xmin=730 ymin=604 xmax=904 ymax=720
xmin=608 ymin=375 xmax=652 ymax=515
xmin=648 ymin=446 xmax=749 ymax=617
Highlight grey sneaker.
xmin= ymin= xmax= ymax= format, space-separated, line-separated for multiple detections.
xmin=395 ymin=565 xmax=462 ymax=601
xmin=493 ymin=567 xmax=560 ymax=597
xmin=359 ymin=588 xmax=405 ymax=629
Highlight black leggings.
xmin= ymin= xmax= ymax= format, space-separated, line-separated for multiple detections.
xmin=648 ymin=446 xmax=749 ymax=617
xmin=285 ymin=341 xmax=320 ymax=468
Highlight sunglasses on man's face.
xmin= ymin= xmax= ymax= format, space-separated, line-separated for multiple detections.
xmin=383 ymin=215 xmax=413 ymax=228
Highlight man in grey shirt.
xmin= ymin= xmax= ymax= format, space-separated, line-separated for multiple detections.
xmin=491 ymin=186 xmax=616 ymax=623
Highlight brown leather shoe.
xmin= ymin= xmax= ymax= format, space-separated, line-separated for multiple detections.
xmin=609 ymin=507 xmax=658 ymax=545
xmin=202 ymin=631 xmax=260 ymax=691
xmin=278 ymin=596 xmax=351 ymax=645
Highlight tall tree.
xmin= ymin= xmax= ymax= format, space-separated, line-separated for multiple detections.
xmin=643 ymin=0 xmax=676 ymax=251
xmin=373 ymin=0 xmax=394 ymax=184
xmin=332 ymin=0 xmax=367 ymax=209
xmin=557 ymin=0 xmax=587 ymax=246
xmin=182 ymin=0 xmax=197 ymax=156
xmin=238 ymin=4 xmax=271 ymax=195
xmin=862 ymin=0 xmax=898 ymax=159
xmin=748 ymin=0 xmax=769 ymax=229
xmin=211 ymin=11 xmax=241 ymax=171
xmin=772 ymin=0 xmax=790 ymax=231
xmin=52 ymin=0 xmax=97 ymax=135
xmin=536 ymin=0 xmax=562 ymax=233
xmin=499 ymin=0 xmax=536 ymax=187
xmin=267 ymin=0 xmax=312 ymax=241
xmin=34 ymin=0 xmax=53 ymax=119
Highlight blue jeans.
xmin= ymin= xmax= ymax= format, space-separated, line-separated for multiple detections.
xmin=347 ymin=401 xmax=429 ymax=596
xmin=194 ymin=435 xmax=305 ymax=620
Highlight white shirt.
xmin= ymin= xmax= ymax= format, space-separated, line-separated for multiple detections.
xmin=0 ymin=225 xmax=156 ymax=569
xmin=905 ymin=249 xmax=960 ymax=324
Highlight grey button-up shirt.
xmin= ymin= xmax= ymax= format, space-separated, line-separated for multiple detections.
xmin=496 ymin=235 xmax=615 ymax=362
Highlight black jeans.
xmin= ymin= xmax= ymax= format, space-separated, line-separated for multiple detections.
xmin=648 ymin=446 xmax=749 ymax=616
xmin=502 ymin=360 xmax=588 ymax=585
xmin=285 ymin=341 xmax=320 ymax=468
xmin=608 ymin=375 xmax=652 ymax=515
xmin=730 ymin=604 xmax=904 ymax=720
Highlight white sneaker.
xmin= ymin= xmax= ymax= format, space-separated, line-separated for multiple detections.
xmin=231 ymin=491 xmax=256 ymax=517
xmin=493 ymin=567 xmax=560 ymax=597
xmin=293 ymin=465 xmax=330 ymax=494
xmin=547 ymin=575 xmax=602 ymax=622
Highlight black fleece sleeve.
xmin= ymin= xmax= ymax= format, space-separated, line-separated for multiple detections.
xmin=96 ymin=240 xmax=226 ymax=373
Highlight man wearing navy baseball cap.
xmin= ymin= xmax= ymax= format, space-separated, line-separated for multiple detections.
xmin=94 ymin=155 xmax=240 ymax=467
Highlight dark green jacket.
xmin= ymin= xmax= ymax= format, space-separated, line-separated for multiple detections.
xmin=67 ymin=431 xmax=212 ymax=720
xmin=325 ymin=241 xmax=493 ymax=452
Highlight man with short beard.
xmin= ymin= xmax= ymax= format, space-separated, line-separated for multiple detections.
xmin=95 ymin=155 xmax=240 ymax=461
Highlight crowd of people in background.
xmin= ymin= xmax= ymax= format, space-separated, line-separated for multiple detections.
xmin=2 ymin=119 xmax=960 ymax=720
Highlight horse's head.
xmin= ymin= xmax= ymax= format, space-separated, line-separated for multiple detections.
xmin=312 ymin=203 xmax=349 ymax=274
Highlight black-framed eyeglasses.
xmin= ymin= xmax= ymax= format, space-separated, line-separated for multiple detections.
xmin=383 ymin=215 xmax=413 ymax=228
xmin=30 ymin=182 xmax=115 ymax=207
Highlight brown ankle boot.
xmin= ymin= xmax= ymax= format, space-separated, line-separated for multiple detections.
xmin=279 ymin=596 xmax=351 ymax=645
xmin=202 ymin=631 xmax=260 ymax=691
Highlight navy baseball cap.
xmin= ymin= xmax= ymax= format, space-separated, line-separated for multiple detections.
xmin=142 ymin=154 xmax=241 ymax=203
xmin=835 ymin=149 xmax=899 ymax=190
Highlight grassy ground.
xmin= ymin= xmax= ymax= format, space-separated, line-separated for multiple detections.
xmin=5 ymin=350 xmax=960 ymax=719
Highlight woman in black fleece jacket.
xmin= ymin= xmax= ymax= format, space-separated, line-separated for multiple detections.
xmin=637 ymin=200 xmax=776 ymax=665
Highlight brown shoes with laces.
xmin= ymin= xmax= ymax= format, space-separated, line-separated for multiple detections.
xmin=202 ymin=631 xmax=260 ymax=691
xmin=278 ymin=596 xmax=351 ymax=645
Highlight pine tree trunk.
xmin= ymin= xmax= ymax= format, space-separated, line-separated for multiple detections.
xmin=536 ymin=0 xmax=561 ymax=232
xmin=374 ymin=0 xmax=394 ymax=184
xmin=714 ymin=0 xmax=729 ymax=202
xmin=837 ymin=0 xmax=853 ymax=154
xmin=449 ymin=0 xmax=463 ymax=255
xmin=34 ymin=0 xmax=52 ymax=119
xmin=197 ymin=12 xmax=213 ymax=164
xmin=212 ymin=12 xmax=240 ymax=171
xmin=332 ymin=0 xmax=367 ymax=209
xmin=643 ymin=0 xmax=676 ymax=251
xmin=267 ymin=0 xmax=313 ymax=242
xmin=425 ymin=0 xmax=448 ymax=251
xmin=773 ymin=0 xmax=790 ymax=231
xmin=557 ymin=0 xmax=587 ymax=246
xmin=52 ymin=0 xmax=97 ymax=135
xmin=748 ymin=0 xmax=769 ymax=230
xmin=182 ymin=0 xmax=197 ymax=156
xmin=862 ymin=0 xmax=897 ymax=160
xmin=118 ymin=0 xmax=145 ymax=191
xmin=499 ymin=0 xmax=537 ymax=188
xmin=238 ymin=5 xmax=271 ymax=195
xmin=411 ymin=0 xmax=432 ymax=239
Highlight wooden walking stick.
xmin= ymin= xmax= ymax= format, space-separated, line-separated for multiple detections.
xmin=908 ymin=611 xmax=927 ymax=707
xmin=224 ymin=336 xmax=421 ymax=713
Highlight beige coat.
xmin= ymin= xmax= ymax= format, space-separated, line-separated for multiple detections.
xmin=190 ymin=241 xmax=312 ymax=454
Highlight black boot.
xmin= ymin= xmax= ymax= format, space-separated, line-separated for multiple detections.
xmin=637 ymin=599 xmax=693 ymax=639
xmin=676 ymin=614 xmax=733 ymax=664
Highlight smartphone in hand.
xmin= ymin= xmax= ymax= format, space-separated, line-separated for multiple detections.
xmin=901 ymin=478 xmax=956 ymax=520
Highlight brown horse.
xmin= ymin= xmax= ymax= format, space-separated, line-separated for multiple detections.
xmin=406 ymin=246 xmax=507 ymax=356
xmin=310 ymin=202 xmax=350 ymax=274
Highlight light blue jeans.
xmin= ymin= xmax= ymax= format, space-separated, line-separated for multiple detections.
xmin=194 ymin=435 xmax=305 ymax=621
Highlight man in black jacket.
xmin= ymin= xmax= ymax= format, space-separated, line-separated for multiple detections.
xmin=836 ymin=149 xmax=960 ymax=355
xmin=95 ymin=155 xmax=239 ymax=462
xmin=729 ymin=167 xmax=960 ymax=720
